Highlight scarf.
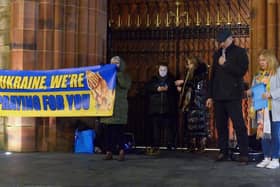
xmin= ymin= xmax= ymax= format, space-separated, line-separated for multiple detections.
xmin=256 ymin=108 xmax=271 ymax=139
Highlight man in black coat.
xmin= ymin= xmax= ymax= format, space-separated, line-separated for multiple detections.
xmin=206 ymin=29 xmax=249 ymax=165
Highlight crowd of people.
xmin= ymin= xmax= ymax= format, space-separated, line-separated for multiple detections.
xmin=91 ymin=29 xmax=280 ymax=169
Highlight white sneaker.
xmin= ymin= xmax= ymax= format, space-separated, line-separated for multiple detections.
xmin=266 ymin=159 xmax=279 ymax=169
xmin=256 ymin=158 xmax=271 ymax=168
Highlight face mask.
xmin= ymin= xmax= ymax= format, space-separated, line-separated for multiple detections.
xmin=159 ymin=66 xmax=168 ymax=77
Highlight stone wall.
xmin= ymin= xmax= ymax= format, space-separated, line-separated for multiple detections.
xmin=0 ymin=0 xmax=10 ymax=150
xmin=2 ymin=0 xmax=107 ymax=152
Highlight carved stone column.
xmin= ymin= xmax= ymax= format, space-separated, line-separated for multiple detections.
xmin=277 ymin=0 xmax=280 ymax=59
xmin=267 ymin=0 xmax=277 ymax=50
xmin=6 ymin=0 xmax=108 ymax=152
xmin=250 ymin=0 xmax=266 ymax=74
xmin=0 ymin=0 xmax=10 ymax=150
xmin=8 ymin=0 xmax=37 ymax=152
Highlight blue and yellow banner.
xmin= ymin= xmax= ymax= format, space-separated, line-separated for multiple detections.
xmin=0 ymin=64 xmax=117 ymax=117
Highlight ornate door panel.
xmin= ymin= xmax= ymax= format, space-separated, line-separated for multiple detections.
xmin=108 ymin=0 xmax=251 ymax=147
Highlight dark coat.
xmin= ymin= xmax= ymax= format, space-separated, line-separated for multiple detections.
xmin=146 ymin=74 xmax=178 ymax=116
xmin=100 ymin=58 xmax=131 ymax=125
xmin=184 ymin=62 xmax=209 ymax=137
xmin=208 ymin=43 xmax=249 ymax=101
xmin=185 ymin=62 xmax=208 ymax=109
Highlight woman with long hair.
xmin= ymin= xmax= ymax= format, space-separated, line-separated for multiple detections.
xmin=248 ymin=50 xmax=280 ymax=169
xmin=176 ymin=56 xmax=209 ymax=152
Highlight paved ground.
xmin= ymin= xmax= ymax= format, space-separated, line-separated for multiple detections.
xmin=0 ymin=150 xmax=279 ymax=187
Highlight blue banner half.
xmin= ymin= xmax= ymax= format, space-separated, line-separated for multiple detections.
xmin=0 ymin=64 xmax=117 ymax=117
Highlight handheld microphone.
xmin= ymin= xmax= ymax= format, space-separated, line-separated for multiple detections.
xmin=222 ymin=48 xmax=226 ymax=60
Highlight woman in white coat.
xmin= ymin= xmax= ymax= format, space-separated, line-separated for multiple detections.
xmin=248 ymin=49 xmax=280 ymax=169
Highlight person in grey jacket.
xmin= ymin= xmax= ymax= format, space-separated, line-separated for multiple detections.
xmin=101 ymin=56 xmax=131 ymax=161
xmin=247 ymin=50 xmax=280 ymax=169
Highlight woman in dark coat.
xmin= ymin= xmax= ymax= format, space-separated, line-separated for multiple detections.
xmin=101 ymin=56 xmax=131 ymax=161
xmin=176 ymin=56 xmax=209 ymax=152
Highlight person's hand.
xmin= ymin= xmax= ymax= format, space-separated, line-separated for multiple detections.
xmin=162 ymin=85 xmax=168 ymax=91
xmin=206 ymin=98 xmax=213 ymax=108
xmin=157 ymin=86 xmax=163 ymax=92
xmin=256 ymin=123 xmax=264 ymax=139
xmin=177 ymin=86 xmax=182 ymax=92
xmin=218 ymin=56 xmax=226 ymax=66
xmin=157 ymin=86 xmax=168 ymax=92
xmin=245 ymin=89 xmax=252 ymax=97
xmin=86 ymin=71 xmax=114 ymax=110
xmin=175 ymin=80 xmax=184 ymax=86
xmin=262 ymin=92 xmax=271 ymax=99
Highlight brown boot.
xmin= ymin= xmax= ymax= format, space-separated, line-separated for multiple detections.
xmin=198 ymin=137 xmax=207 ymax=153
xmin=103 ymin=151 xmax=113 ymax=160
xmin=151 ymin=147 xmax=160 ymax=156
xmin=118 ymin=149 xmax=125 ymax=161
xmin=188 ymin=138 xmax=196 ymax=152
xmin=239 ymin=156 xmax=249 ymax=166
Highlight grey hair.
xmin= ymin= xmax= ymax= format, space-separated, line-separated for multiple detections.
xmin=110 ymin=56 xmax=121 ymax=63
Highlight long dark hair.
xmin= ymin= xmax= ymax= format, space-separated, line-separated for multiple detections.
xmin=186 ymin=56 xmax=201 ymax=78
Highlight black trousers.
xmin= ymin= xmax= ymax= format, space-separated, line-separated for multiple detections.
xmin=104 ymin=124 xmax=124 ymax=153
xmin=214 ymin=100 xmax=248 ymax=157
xmin=151 ymin=114 xmax=176 ymax=147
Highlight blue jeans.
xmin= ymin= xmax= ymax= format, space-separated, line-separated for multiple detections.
xmin=262 ymin=121 xmax=280 ymax=159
